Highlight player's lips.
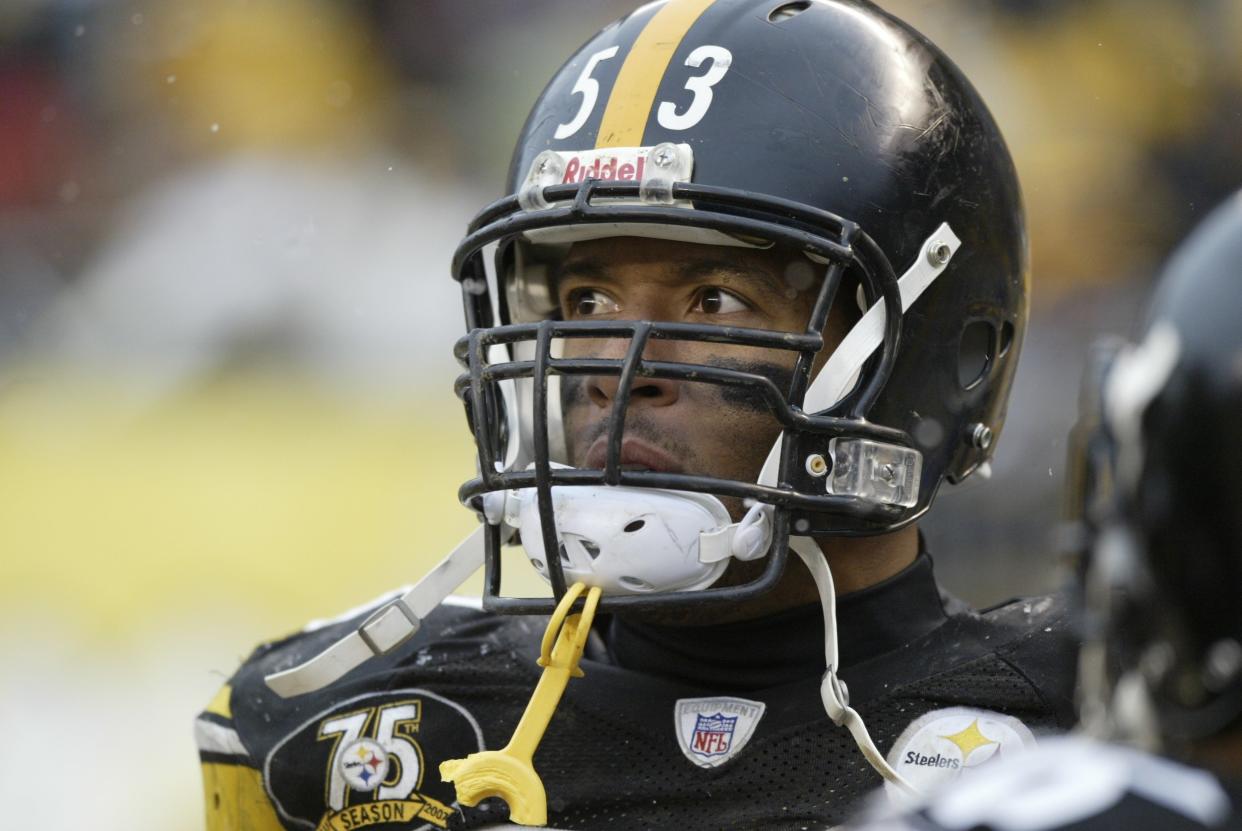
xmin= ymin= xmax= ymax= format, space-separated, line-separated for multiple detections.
xmin=582 ymin=438 xmax=683 ymax=474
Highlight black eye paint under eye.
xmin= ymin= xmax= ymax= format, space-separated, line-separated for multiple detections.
xmin=713 ymin=357 xmax=794 ymax=415
xmin=559 ymin=357 xmax=793 ymax=417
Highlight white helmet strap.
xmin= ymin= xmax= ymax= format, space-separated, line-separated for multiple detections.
xmin=757 ymin=222 xmax=960 ymax=489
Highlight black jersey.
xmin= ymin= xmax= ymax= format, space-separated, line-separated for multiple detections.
xmin=848 ymin=735 xmax=1242 ymax=831
xmin=196 ymin=553 xmax=1077 ymax=831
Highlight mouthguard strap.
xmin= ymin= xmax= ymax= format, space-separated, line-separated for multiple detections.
xmin=441 ymin=582 xmax=603 ymax=827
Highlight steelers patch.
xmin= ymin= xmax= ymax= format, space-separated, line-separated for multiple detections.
xmin=340 ymin=739 xmax=390 ymax=791
xmin=883 ymin=707 xmax=1037 ymax=805
xmin=264 ymin=689 xmax=484 ymax=830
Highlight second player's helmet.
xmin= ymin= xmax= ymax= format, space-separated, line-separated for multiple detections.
xmin=453 ymin=0 xmax=1028 ymax=613
xmin=1075 ymin=193 xmax=1242 ymax=749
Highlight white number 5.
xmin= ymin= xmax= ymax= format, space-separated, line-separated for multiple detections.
xmin=555 ymin=46 xmax=620 ymax=140
xmin=658 ymin=45 xmax=733 ymax=131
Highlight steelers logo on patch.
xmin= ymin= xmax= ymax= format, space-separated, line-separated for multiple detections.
xmin=884 ymin=707 xmax=1037 ymax=806
xmin=340 ymin=739 xmax=390 ymax=791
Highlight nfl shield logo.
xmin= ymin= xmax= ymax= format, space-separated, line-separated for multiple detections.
xmin=691 ymin=713 xmax=738 ymax=757
xmin=675 ymin=697 xmax=766 ymax=769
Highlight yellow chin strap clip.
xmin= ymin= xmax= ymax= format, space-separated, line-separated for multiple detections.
xmin=440 ymin=582 xmax=602 ymax=827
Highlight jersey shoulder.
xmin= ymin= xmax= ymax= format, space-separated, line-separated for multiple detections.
xmin=195 ymin=592 xmax=534 ymax=831
xmin=858 ymin=590 xmax=1078 ymax=725
xmin=974 ymin=591 xmax=1079 ymax=718
xmin=976 ymin=591 xmax=1072 ymax=638
xmin=197 ymin=673 xmax=286 ymax=830
xmin=239 ymin=593 xmax=523 ymax=686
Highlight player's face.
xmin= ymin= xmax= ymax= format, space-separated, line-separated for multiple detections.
xmin=557 ymin=236 xmax=851 ymax=517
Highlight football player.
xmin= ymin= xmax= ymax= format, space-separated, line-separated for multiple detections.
xmin=196 ymin=2 xmax=1078 ymax=829
xmin=847 ymin=192 xmax=1242 ymax=831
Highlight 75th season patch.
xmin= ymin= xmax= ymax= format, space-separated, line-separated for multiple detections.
xmin=264 ymin=690 xmax=484 ymax=830
xmin=884 ymin=707 xmax=1037 ymax=804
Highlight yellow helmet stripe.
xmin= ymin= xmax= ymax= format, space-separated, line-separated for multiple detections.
xmin=596 ymin=0 xmax=718 ymax=148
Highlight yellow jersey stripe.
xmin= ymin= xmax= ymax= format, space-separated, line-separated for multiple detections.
xmin=204 ymin=684 xmax=233 ymax=719
xmin=596 ymin=0 xmax=718 ymax=148
xmin=202 ymin=762 xmax=286 ymax=831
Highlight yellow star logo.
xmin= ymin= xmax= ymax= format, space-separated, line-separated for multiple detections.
xmin=355 ymin=745 xmax=372 ymax=760
xmin=939 ymin=719 xmax=997 ymax=762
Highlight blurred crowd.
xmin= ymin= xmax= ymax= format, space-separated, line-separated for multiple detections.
xmin=1 ymin=0 xmax=1241 ymax=597
xmin=4 ymin=0 xmax=1242 ymax=388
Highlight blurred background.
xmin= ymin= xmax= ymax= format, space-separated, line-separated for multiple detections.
xmin=1 ymin=0 xmax=1241 ymax=827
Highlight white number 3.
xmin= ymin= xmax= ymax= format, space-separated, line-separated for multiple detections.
xmin=658 ymin=45 xmax=733 ymax=131
xmin=553 ymin=43 xmax=733 ymax=141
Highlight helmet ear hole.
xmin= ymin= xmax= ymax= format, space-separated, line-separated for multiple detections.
xmin=999 ymin=320 xmax=1016 ymax=358
xmin=958 ymin=320 xmax=996 ymax=390
xmin=768 ymin=1 xmax=811 ymax=23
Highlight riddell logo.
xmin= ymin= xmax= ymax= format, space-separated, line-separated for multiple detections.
xmin=562 ymin=153 xmax=647 ymax=184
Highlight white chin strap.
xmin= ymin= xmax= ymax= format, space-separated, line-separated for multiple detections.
xmin=789 ymin=535 xmax=918 ymax=795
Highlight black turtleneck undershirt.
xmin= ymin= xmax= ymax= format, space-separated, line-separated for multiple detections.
xmin=600 ymin=551 xmax=954 ymax=690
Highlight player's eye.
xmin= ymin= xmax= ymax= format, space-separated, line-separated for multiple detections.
xmin=694 ymin=287 xmax=750 ymax=315
xmin=566 ymin=288 xmax=621 ymax=317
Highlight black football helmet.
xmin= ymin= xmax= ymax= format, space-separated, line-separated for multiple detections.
xmin=452 ymin=0 xmax=1028 ymax=614
xmin=1073 ymin=192 xmax=1242 ymax=749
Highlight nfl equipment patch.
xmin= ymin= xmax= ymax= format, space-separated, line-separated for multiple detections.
xmin=264 ymin=689 xmax=484 ymax=830
xmin=884 ymin=707 xmax=1037 ymax=805
xmin=674 ymin=696 xmax=765 ymax=769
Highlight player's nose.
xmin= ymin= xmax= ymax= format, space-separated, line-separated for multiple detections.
xmin=583 ymin=334 xmax=681 ymax=410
